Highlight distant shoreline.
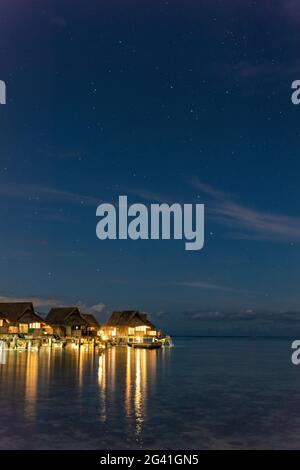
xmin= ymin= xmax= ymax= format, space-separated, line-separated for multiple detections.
xmin=171 ymin=335 xmax=296 ymax=339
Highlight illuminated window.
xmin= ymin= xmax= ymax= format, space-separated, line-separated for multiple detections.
xmin=19 ymin=324 xmax=28 ymax=333
xmin=29 ymin=322 xmax=41 ymax=329
xmin=9 ymin=326 xmax=18 ymax=333
xmin=135 ymin=326 xmax=148 ymax=332
xmin=111 ymin=328 xmax=116 ymax=337
xmin=149 ymin=330 xmax=156 ymax=336
xmin=128 ymin=328 xmax=135 ymax=335
xmin=0 ymin=320 xmax=3 ymax=327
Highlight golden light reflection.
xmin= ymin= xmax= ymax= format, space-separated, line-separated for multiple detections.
xmin=1 ymin=344 xmax=162 ymax=445
xmin=96 ymin=346 xmax=159 ymax=436
xmin=0 ymin=347 xmax=7 ymax=365
xmin=134 ymin=348 xmax=144 ymax=438
xmin=98 ymin=354 xmax=105 ymax=385
xmin=78 ymin=346 xmax=84 ymax=387
xmin=98 ymin=353 xmax=107 ymax=422
xmin=25 ymin=351 xmax=39 ymax=418
xmin=108 ymin=347 xmax=116 ymax=393
xmin=125 ymin=346 xmax=131 ymax=417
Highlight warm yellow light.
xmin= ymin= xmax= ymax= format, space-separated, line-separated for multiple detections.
xmin=19 ymin=323 xmax=28 ymax=333
xmin=9 ymin=326 xmax=18 ymax=333
xmin=135 ymin=326 xmax=148 ymax=332
xmin=98 ymin=355 xmax=103 ymax=383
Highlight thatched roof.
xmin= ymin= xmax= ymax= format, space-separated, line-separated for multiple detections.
xmin=105 ymin=310 xmax=155 ymax=329
xmin=0 ymin=302 xmax=44 ymax=324
xmin=46 ymin=307 xmax=87 ymax=326
xmin=81 ymin=313 xmax=100 ymax=327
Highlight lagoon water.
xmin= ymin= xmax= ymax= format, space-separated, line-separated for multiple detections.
xmin=0 ymin=337 xmax=299 ymax=449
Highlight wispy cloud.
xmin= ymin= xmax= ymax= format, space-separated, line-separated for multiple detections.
xmin=191 ymin=177 xmax=300 ymax=242
xmin=184 ymin=309 xmax=300 ymax=323
xmin=76 ymin=302 xmax=106 ymax=315
xmin=73 ymin=302 xmax=107 ymax=321
xmin=0 ymin=183 xmax=99 ymax=206
xmin=0 ymin=294 xmax=106 ymax=318
xmin=190 ymin=178 xmax=231 ymax=200
xmin=177 ymin=281 xmax=248 ymax=294
xmin=89 ymin=303 xmax=106 ymax=313
xmin=0 ymin=294 xmax=64 ymax=308
xmin=215 ymin=57 xmax=300 ymax=84
xmin=127 ymin=188 xmax=174 ymax=205
xmin=128 ymin=177 xmax=300 ymax=242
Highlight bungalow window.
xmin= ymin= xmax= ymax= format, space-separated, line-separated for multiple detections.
xmin=9 ymin=326 xmax=18 ymax=333
xmin=111 ymin=328 xmax=116 ymax=337
xmin=128 ymin=327 xmax=135 ymax=335
xmin=148 ymin=330 xmax=156 ymax=336
xmin=135 ymin=326 xmax=148 ymax=332
xmin=29 ymin=322 xmax=41 ymax=329
xmin=0 ymin=320 xmax=3 ymax=327
xmin=19 ymin=324 xmax=28 ymax=333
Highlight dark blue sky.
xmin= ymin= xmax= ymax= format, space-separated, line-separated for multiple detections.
xmin=1 ymin=0 xmax=300 ymax=335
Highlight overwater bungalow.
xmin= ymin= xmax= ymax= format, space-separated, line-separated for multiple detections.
xmin=0 ymin=302 xmax=51 ymax=335
xmin=101 ymin=310 xmax=159 ymax=344
xmin=81 ymin=313 xmax=100 ymax=337
xmin=46 ymin=307 xmax=89 ymax=338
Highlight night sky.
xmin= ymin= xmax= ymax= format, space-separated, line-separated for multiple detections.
xmin=1 ymin=1 xmax=300 ymax=335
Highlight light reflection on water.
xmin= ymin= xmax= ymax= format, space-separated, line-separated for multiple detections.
xmin=25 ymin=351 xmax=39 ymax=419
xmin=0 ymin=344 xmax=165 ymax=449
xmin=96 ymin=346 xmax=157 ymax=446
xmin=1 ymin=338 xmax=300 ymax=449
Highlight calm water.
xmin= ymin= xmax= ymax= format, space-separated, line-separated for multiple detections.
xmin=0 ymin=337 xmax=300 ymax=449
